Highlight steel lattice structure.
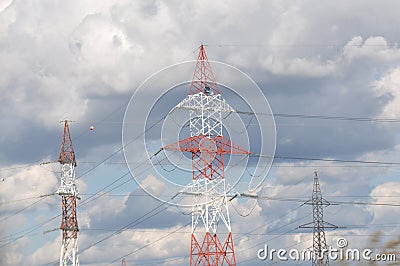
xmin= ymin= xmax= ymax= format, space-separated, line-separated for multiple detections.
xmin=300 ymin=171 xmax=337 ymax=266
xmin=56 ymin=121 xmax=80 ymax=266
xmin=164 ymin=45 xmax=249 ymax=265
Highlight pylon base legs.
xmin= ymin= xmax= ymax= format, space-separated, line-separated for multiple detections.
xmin=190 ymin=232 xmax=236 ymax=266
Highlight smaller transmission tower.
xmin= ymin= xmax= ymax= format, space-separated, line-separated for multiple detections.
xmin=56 ymin=120 xmax=80 ymax=266
xmin=299 ymin=171 xmax=337 ymax=266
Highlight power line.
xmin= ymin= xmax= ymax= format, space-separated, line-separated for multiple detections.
xmin=40 ymin=154 xmax=176 ymax=265
xmin=235 ymin=215 xmax=309 ymax=257
xmin=80 ymin=202 xmax=169 ymax=255
xmin=81 ymin=153 xmax=400 ymax=166
xmin=138 ymin=256 xmax=187 ymax=266
xmin=0 ymin=149 xmax=158 ymax=246
xmin=0 ymin=163 xmax=43 ymax=172
xmin=252 ymin=154 xmax=400 ymax=166
xmin=103 ymin=222 xmax=191 ymax=266
xmin=78 ymin=160 xmax=400 ymax=168
xmin=41 ymin=199 xmax=172 ymax=265
xmin=235 ymin=110 xmax=400 ymax=123
xmin=0 ymin=197 xmax=46 ymax=223
xmin=0 ymin=152 xmax=160 ymax=246
xmin=208 ymin=43 xmax=400 ymax=48
xmin=0 ymin=159 xmax=152 ymax=246
xmin=106 ymin=181 xmax=308 ymax=265
xmin=257 ymin=196 xmax=400 ymax=207
xmin=7 ymin=182 xmax=400 ymax=209
xmin=0 ymin=107 xmax=170 ymax=240
xmin=272 ymin=113 xmax=400 ymax=123
xmin=43 ymin=193 xmax=184 ymax=265
xmin=0 ymin=214 xmax=60 ymax=247
xmin=0 ymin=195 xmax=49 ymax=206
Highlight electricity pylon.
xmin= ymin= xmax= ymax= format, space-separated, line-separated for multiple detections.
xmin=56 ymin=120 xmax=80 ymax=266
xmin=299 ymin=171 xmax=337 ymax=266
xmin=164 ymin=45 xmax=250 ymax=265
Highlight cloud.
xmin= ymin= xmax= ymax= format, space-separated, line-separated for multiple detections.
xmin=374 ymin=67 xmax=400 ymax=118
xmin=0 ymin=164 xmax=58 ymax=213
xmin=28 ymin=236 xmax=59 ymax=266
xmin=260 ymin=36 xmax=400 ymax=78
xmin=1 ymin=235 xmax=27 ymax=266
xmin=368 ymin=182 xmax=400 ymax=225
xmin=342 ymin=36 xmax=400 ymax=62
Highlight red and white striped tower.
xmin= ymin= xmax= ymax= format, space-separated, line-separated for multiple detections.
xmin=56 ymin=120 xmax=80 ymax=266
xmin=164 ymin=45 xmax=249 ymax=265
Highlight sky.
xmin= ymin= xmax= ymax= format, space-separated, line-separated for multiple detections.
xmin=1 ymin=0 xmax=400 ymax=265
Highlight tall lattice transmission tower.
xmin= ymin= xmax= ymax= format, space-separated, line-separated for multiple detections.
xmin=299 ymin=171 xmax=337 ymax=266
xmin=164 ymin=45 xmax=250 ymax=265
xmin=56 ymin=120 xmax=80 ymax=266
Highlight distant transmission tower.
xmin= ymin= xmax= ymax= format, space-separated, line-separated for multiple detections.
xmin=299 ymin=171 xmax=337 ymax=266
xmin=56 ymin=120 xmax=80 ymax=266
xmin=164 ymin=45 xmax=250 ymax=265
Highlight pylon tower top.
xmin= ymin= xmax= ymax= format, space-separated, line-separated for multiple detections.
xmin=58 ymin=120 xmax=76 ymax=166
xmin=176 ymin=45 xmax=234 ymax=137
xmin=189 ymin=44 xmax=220 ymax=95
